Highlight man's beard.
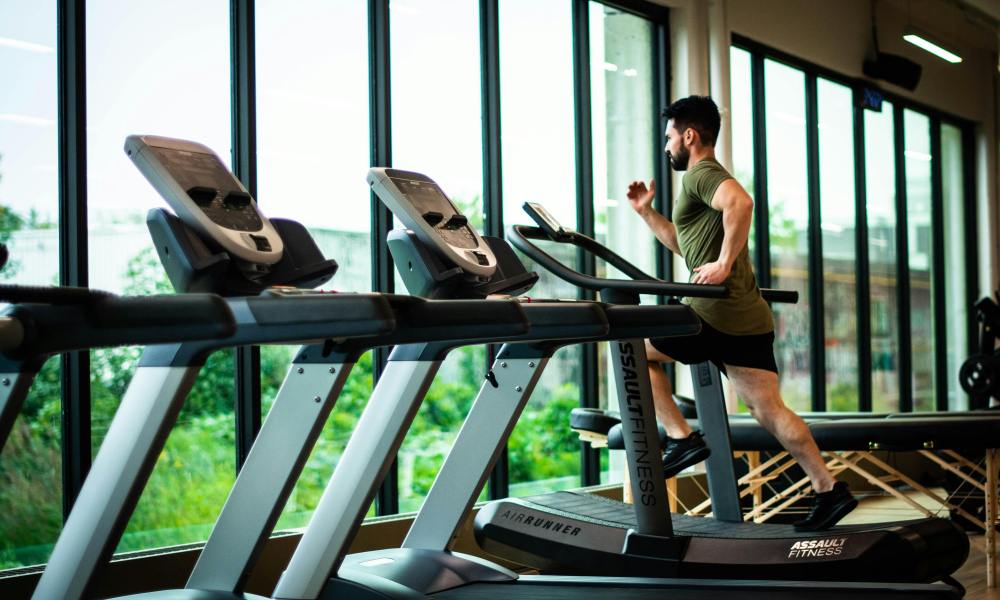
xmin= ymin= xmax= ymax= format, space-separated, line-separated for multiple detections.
xmin=668 ymin=147 xmax=690 ymax=171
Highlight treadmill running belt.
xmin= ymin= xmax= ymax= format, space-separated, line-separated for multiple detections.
xmin=434 ymin=577 xmax=959 ymax=599
xmin=475 ymin=491 xmax=968 ymax=583
xmin=521 ymin=491 xmax=924 ymax=538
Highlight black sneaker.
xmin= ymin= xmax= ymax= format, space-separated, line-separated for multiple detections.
xmin=794 ymin=481 xmax=859 ymax=531
xmin=661 ymin=430 xmax=711 ymax=479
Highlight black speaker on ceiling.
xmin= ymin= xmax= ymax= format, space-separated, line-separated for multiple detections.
xmin=863 ymin=51 xmax=922 ymax=91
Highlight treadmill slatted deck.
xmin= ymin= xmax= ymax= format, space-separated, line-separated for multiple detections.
xmin=521 ymin=491 xmax=923 ymax=538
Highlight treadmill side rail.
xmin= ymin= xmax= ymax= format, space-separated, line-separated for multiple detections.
xmin=403 ymin=353 xmax=548 ymax=550
xmin=273 ymin=359 xmax=442 ymax=600
xmin=691 ymin=362 xmax=742 ymax=522
xmin=187 ymin=356 xmax=357 ymax=592
xmin=607 ymin=338 xmax=673 ymax=536
xmin=32 ymin=364 xmax=200 ymax=600
xmin=0 ymin=367 xmax=39 ymax=455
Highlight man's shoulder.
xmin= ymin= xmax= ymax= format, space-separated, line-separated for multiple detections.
xmin=691 ymin=157 xmax=731 ymax=177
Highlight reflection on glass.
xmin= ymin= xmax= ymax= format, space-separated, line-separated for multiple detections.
xmin=500 ymin=0 xmax=582 ymax=494
xmin=85 ymin=0 xmax=235 ymax=554
xmin=941 ymin=123 xmax=967 ymax=411
xmin=904 ymin=110 xmax=934 ymax=411
xmin=392 ymin=0 xmax=484 ymax=512
xmin=0 ymin=0 xmax=62 ymax=569
xmin=817 ymin=79 xmax=859 ymax=411
xmin=589 ymin=2 xmax=657 ymax=481
xmin=865 ymin=102 xmax=899 ymax=412
xmin=764 ymin=59 xmax=810 ymax=411
xmin=730 ymin=47 xmax=755 ymax=264
xmin=255 ymin=0 xmax=375 ymax=528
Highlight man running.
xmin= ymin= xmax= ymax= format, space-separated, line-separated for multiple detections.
xmin=627 ymin=95 xmax=856 ymax=531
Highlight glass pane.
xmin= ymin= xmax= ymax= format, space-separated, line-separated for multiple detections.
xmin=817 ymin=79 xmax=858 ymax=411
xmin=940 ymin=123 xmax=967 ymax=411
xmin=0 ymin=0 xmax=62 ymax=569
xmin=865 ymin=102 xmax=899 ymax=412
xmin=500 ymin=0 xmax=582 ymax=495
xmin=764 ymin=59 xmax=810 ymax=411
xmin=399 ymin=345 xmax=485 ymax=513
xmin=904 ymin=109 xmax=934 ymax=412
xmin=85 ymin=0 xmax=234 ymax=554
xmin=730 ymin=46 xmax=755 ymax=264
xmin=255 ymin=0 xmax=375 ymax=529
xmin=392 ymin=0 xmax=483 ymax=513
xmin=589 ymin=2 xmax=657 ymax=482
xmin=267 ymin=348 xmax=376 ymax=529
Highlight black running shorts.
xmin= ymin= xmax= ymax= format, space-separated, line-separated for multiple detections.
xmin=649 ymin=317 xmax=778 ymax=374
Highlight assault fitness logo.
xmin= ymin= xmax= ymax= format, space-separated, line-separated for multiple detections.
xmin=787 ymin=537 xmax=848 ymax=559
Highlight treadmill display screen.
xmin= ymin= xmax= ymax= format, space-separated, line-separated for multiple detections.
xmin=150 ymin=146 xmax=264 ymax=232
xmin=525 ymin=202 xmax=565 ymax=236
xmin=390 ymin=176 xmax=478 ymax=249
xmin=392 ymin=177 xmax=453 ymax=214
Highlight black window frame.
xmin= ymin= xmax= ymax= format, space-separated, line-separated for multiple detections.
xmin=45 ymin=0 xmax=669 ymax=533
xmin=732 ymin=33 xmax=979 ymax=413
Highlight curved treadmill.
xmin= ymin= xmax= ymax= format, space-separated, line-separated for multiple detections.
xmin=470 ymin=205 xmax=969 ymax=587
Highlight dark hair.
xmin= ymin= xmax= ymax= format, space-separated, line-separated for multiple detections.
xmin=662 ymin=96 xmax=721 ymax=146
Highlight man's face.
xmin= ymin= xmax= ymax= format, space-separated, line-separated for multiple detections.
xmin=664 ymin=120 xmax=689 ymax=171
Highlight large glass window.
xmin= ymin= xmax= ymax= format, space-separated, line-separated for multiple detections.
xmin=0 ymin=0 xmax=61 ymax=568
xmin=730 ymin=47 xmax=755 ymax=264
xmin=499 ymin=0 xmax=582 ymax=495
xmin=391 ymin=0 xmax=484 ymax=512
xmin=764 ymin=59 xmax=810 ymax=411
xmin=817 ymin=79 xmax=859 ymax=411
xmin=941 ymin=123 xmax=968 ymax=411
xmin=85 ymin=0 xmax=235 ymax=553
xmin=255 ymin=0 xmax=374 ymax=530
xmin=864 ymin=102 xmax=899 ymax=412
xmin=904 ymin=109 xmax=935 ymax=411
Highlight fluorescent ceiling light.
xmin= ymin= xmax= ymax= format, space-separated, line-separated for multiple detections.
xmin=0 ymin=113 xmax=55 ymax=127
xmin=603 ymin=62 xmax=618 ymax=72
xmin=903 ymin=29 xmax=962 ymax=64
xmin=623 ymin=68 xmax=638 ymax=77
xmin=0 ymin=36 xmax=54 ymax=53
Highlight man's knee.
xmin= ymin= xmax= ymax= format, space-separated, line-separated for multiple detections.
xmin=645 ymin=339 xmax=674 ymax=364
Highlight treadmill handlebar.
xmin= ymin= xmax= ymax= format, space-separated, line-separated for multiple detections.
xmin=508 ymin=225 xmax=798 ymax=305
xmin=759 ymin=289 xmax=798 ymax=304
xmin=0 ymin=283 xmax=115 ymax=305
xmin=1 ymin=292 xmax=237 ymax=358
xmin=508 ymin=225 xmax=727 ymax=299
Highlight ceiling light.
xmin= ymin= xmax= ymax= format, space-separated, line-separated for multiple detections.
xmin=903 ymin=28 xmax=962 ymax=64
xmin=0 ymin=36 xmax=54 ymax=53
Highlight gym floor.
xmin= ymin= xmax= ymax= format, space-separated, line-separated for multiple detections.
xmin=843 ymin=491 xmax=997 ymax=599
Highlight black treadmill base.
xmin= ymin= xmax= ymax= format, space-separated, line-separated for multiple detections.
xmin=474 ymin=492 xmax=969 ymax=584
xmin=434 ymin=576 xmax=961 ymax=599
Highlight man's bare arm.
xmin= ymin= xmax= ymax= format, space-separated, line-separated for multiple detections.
xmin=626 ymin=179 xmax=683 ymax=257
xmin=639 ymin=209 xmax=682 ymax=256
xmin=692 ymin=179 xmax=753 ymax=284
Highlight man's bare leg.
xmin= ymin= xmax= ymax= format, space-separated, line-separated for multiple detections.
xmin=644 ymin=340 xmax=693 ymax=439
xmin=725 ymin=365 xmax=836 ymax=493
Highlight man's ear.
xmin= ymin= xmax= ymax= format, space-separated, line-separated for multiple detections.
xmin=684 ymin=127 xmax=695 ymax=145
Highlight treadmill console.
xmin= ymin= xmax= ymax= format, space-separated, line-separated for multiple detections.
xmin=125 ymin=135 xmax=284 ymax=268
xmin=523 ymin=202 xmax=572 ymax=241
xmin=368 ymin=168 xmax=496 ymax=277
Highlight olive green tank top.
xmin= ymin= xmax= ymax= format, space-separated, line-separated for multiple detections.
xmin=674 ymin=158 xmax=773 ymax=336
